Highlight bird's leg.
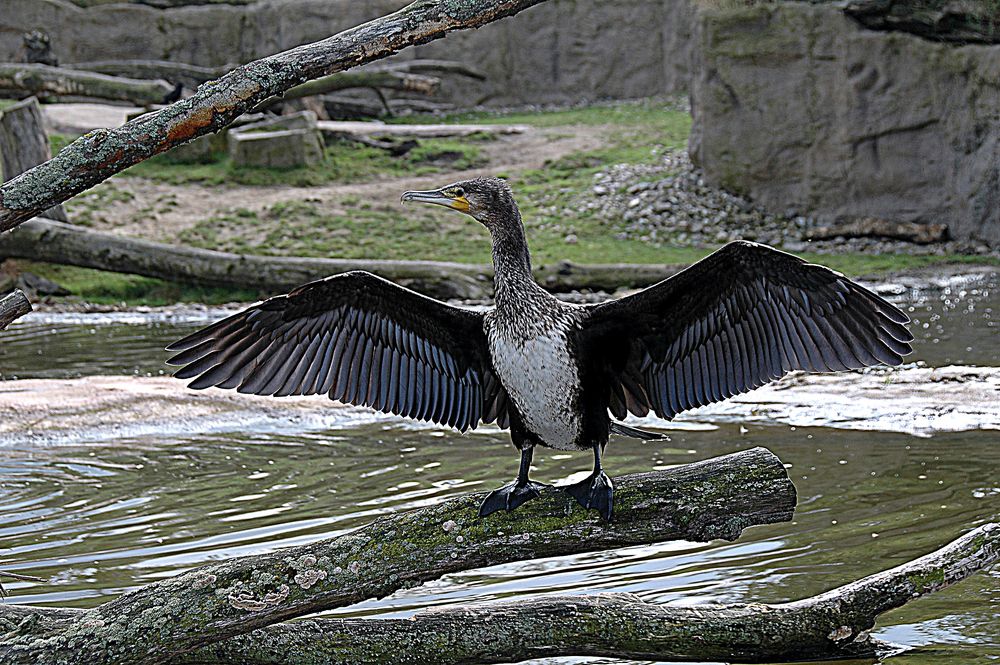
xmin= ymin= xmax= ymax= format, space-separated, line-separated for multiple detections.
xmin=564 ymin=444 xmax=614 ymax=520
xmin=479 ymin=446 xmax=551 ymax=517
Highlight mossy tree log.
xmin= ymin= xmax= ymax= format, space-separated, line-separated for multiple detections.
xmin=0 ymin=0 xmax=552 ymax=233
xmin=0 ymin=63 xmax=175 ymax=106
xmin=0 ymin=448 xmax=796 ymax=665
xmin=0 ymin=218 xmax=685 ymax=300
xmin=0 ymin=289 xmax=30 ymax=330
xmin=182 ymin=522 xmax=1000 ymax=664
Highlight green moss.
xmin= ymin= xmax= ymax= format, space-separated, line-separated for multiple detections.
xmin=13 ymin=261 xmax=259 ymax=306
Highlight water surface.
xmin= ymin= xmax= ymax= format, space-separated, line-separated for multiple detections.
xmin=0 ymin=271 xmax=997 ymax=664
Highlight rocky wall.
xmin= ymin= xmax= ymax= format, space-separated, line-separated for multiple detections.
xmin=0 ymin=0 xmax=696 ymax=106
xmin=690 ymin=2 xmax=1000 ymax=245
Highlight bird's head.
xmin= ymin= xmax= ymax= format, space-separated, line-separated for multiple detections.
xmin=400 ymin=177 xmax=517 ymax=231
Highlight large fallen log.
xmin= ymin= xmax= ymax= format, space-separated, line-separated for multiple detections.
xmin=181 ymin=523 xmax=1000 ymax=664
xmin=0 ymin=218 xmax=685 ymax=299
xmin=0 ymin=63 xmax=175 ymax=106
xmin=0 ymin=0 xmax=552 ymax=232
xmin=0 ymin=448 xmax=797 ymax=665
xmin=0 ymin=217 xmax=490 ymax=300
xmin=67 ymin=60 xmax=233 ymax=90
xmin=0 ymin=289 xmax=30 ymax=330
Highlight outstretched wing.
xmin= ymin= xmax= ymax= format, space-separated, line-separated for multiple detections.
xmin=584 ymin=241 xmax=913 ymax=421
xmin=166 ymin=271 xmax=510 ymax=431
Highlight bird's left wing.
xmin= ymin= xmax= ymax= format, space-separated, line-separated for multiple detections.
xmin=582 ymin=241 xmax=913 ymax=421
xmin=166 ymin=271 xmax=509 ymax=431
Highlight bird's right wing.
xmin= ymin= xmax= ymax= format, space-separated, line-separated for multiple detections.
xmin=583 ymin=241 xmax=913 ymax=421
xmin=166 ymin=271 xmax=510 ymax=431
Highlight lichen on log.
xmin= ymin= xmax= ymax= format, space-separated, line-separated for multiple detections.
xmin=180 ymin=523 xmax=1000 ymax=664
xmin=0 ymin=447 xmax=795 ymax=665
xmin=0 ymin=0 xmax=553 ymax=232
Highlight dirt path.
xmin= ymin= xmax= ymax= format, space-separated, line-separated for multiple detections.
xmin=3 ymin=366 xmax=997 ymax=446
xmin=69 ymin=125 xmax=607 ymax=243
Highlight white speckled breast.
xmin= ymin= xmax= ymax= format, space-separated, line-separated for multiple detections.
xmin=486 ymin=313 xmax=582 ymax=450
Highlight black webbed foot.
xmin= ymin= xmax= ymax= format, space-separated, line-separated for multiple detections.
xmin=564 ymin=470 xmax=614 ymax=520
xmin=479 ymin=480 xmax=550 ymax=517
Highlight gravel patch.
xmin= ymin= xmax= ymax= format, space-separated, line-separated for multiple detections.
xmin=585 ymin=149 xmax=997 ymax=257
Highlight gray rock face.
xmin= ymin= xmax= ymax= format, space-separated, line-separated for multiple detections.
xmin=690 ymin=3 xmax=1000 ymax=245
xmin=1 ymin=0 xmax=696 ymax=106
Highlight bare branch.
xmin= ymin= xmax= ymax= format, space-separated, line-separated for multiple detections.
xmin=0 ymin=0 xmax=552 ymax=233
xmin=0 ymin=448 xmax=794 ymax=665
xmin=0 ymin=289 xmax=31 ymax=330
xmin=182 ymin=523 xmax=1000 ymax=664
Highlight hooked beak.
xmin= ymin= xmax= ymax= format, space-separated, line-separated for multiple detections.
xmin=400 ymin=188 xmax=470 ymax=213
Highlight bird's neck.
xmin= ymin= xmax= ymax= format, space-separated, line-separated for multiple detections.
xmin=489 ymin=211 xmax=540 ymax=309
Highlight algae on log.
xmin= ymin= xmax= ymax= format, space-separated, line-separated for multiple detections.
xmin=0 ymin=218 xmax=687 ymax=299
xmin=182 ymin=523 xmax=1000 ymax=664
xmin=0 ymin=448 xmax=796 ymax=665
xmin=0 ymin=63 xmax=175 ymax=106
xmin=0 ymin=289 xmax=30 ymax=330
xmin=0 ymin=0 xmax=552 ymax=233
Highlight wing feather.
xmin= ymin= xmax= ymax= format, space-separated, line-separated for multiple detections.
xmin=586 ymin=241 xmax=912 ymax=421
xmin=167 ymin=271 xmax=508 ymax=431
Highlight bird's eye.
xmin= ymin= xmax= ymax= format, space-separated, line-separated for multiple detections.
xmin=454 ymin=187 xmax=465 ymax=198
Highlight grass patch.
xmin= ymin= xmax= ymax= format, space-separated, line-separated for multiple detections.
xmin=390 ymin=98 xmax=688 ymax=130
xmin=15 ymin=262 xmax=260 ymax=306
xmin=116 ymin=137 xmax=486 ymax=187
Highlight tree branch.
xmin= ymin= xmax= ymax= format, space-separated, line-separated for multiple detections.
xmin=0 ymin=289 xmax=31 ymax=330
xmin=0 ymin=0 xmax=551 ymax=233
xmin=180 ymin=523 xmax=1000 ymax=664
xmin=0 ymin=448 xmax=794 ymax=665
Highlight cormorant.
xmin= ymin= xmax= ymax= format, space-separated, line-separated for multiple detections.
xmin=166 ymin=177 xmax=912 ymax=519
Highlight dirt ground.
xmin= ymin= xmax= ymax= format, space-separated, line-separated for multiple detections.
xmin=67 ymin=125 xmax=607 ymax=244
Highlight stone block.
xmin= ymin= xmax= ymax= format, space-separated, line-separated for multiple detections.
xmin=227 ymin=127 xmax=324 ymax=169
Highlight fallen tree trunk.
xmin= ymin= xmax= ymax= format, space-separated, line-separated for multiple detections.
xmin=0 ymin=218 xmax=684 ymax=299
xmin=258 ymin=70 xmax=441 ymax=112
xmin=806 ymin=217 xmax=949 ymax=244
xmin=182 ymin=523 xmax=1000 ymax=664
xmin=0 ymin=448 xmax=796 ymax=665
xmin=0 ymin=218 xmax=490 ymax=300
xmin=68 ymin=60 xmax=233 ymax=90
xmin=0 ymin=289 xmax=30 ymax=330
xmin=0 ymin=63 xmax=175 ymax=106
xmin=0 ymin=0 xmax=552 ymax=232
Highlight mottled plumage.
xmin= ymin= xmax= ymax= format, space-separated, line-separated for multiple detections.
xmin=167 ymin=177 xmax=913 ymax=519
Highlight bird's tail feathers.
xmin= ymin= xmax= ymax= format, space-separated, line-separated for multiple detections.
xmin=610 ymin=422 xmax=666 ymax=440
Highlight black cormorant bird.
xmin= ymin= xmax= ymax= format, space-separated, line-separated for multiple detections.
xmin=166 ymin=177 xmax=913 ymax=519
